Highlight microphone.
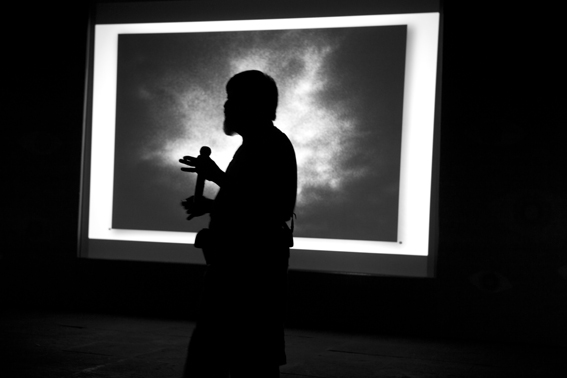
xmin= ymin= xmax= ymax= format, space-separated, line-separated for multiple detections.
xmin=194 ymin=146 xmax=211 ymax=202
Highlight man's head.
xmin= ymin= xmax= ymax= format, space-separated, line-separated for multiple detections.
xmin=223 ymin=70 xmax=278 ymax=136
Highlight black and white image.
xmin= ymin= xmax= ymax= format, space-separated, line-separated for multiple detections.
xmin=111 ymin=25 xmax=407 ymax=242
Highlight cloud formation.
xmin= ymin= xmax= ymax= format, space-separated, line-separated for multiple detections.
xmin=136 ymin=29 xmax=364 ymax=207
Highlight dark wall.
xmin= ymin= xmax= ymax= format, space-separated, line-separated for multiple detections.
xmin=4 ymin=1 xmax=565 ymax=347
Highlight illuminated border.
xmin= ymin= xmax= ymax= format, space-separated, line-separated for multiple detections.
xmin=89 ymin=13 xmax=440 ymax=256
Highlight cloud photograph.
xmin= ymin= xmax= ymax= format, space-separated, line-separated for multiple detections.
xmin=112 ymin=25 xmax=407 ymax=242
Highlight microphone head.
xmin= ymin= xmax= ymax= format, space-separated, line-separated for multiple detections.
xmin=200 ymin=146 xmax=211 ymax=157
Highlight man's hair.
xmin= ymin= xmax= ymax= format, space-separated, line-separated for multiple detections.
xmin=226 ymin=70 xmax=279 ymax=121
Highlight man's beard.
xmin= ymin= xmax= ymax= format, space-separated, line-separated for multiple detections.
xmin=223 ymin=118 xmax=237 ymax=136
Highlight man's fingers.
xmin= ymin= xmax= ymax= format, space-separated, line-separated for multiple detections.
xmin=179 ymin=155 xmax=198 ymax=164
xmin=181 ymin=168 xmax=197 ymax=172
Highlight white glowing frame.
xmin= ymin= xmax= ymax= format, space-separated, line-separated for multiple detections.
xmin=89 ymin=13 xmax=440 ymax=256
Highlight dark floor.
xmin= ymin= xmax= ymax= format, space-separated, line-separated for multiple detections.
xmin=1 ymin=309 xmax=564 ymax=378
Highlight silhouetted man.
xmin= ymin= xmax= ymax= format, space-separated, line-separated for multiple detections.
xmin=179 ymin=70 xmax=297 ymax=377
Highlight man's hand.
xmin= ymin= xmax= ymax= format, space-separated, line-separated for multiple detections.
xmin=179 ymin=155 xmax=225 ymax=186
xmin=181 ymin=196 xmax=214 ymax=220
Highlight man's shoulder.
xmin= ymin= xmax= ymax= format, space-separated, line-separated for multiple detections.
xmin=271 ymin=125 xmax=294 ymax=148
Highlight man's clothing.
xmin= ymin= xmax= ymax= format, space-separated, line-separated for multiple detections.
xmin=184 ymin=122 xmax=297 ymax=375
xmin=209 ymin=123 xmax=297 ymax=256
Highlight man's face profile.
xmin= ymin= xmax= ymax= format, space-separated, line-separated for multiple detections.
xmin=223 ymin=95 xmax=239 ymax=136
xmin=222 ymin=71 xmax=277 ymax=136
xmin=223 ymin=91 xmax=252 ymax=136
